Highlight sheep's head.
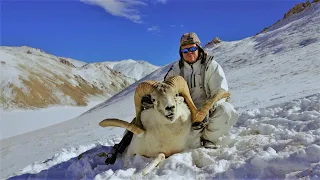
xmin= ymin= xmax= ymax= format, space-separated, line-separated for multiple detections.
xmin=134 ymin=76 xmax=231 ymax=124
xmin=148 ymin=83 xmax=184 ymax=123
xmin=134 ymin=76 xmax=198 ymax=124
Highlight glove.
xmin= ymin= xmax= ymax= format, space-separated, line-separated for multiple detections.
xmin=192 ymin=116 xmax=209 ymax=130
xmin=105 ymin=144 xmax=119 ymax=165
xmin=192 ymin=107 xmax=217 ymax=130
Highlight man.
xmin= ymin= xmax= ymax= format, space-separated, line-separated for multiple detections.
xmin=104 ymin=32 xmax=238 ymax=164
xmin=164 ymin=32 xmax=239 ymax=148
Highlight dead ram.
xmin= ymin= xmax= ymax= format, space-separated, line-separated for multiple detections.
xmin=99 ymin=75 xmax=230 ymax=175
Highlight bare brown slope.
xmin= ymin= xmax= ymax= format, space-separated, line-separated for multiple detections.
xmin=4 ymin=66 xmax=104 ymax=109
xmin=0 ymin=47 xmax=134 ymax=110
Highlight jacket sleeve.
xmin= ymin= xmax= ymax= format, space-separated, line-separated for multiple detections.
xmin=207 ymin=60 xmax=229 ymax=98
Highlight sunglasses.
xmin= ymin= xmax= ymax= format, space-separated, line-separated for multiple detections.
xmin=181 ymin=46 xmax=198 ymax=54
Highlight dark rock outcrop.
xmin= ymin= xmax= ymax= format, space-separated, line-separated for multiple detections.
xmin=205 ymin=37 xmax=222 ymax=47
xmin=59 ymin=58 xmax=76 ymax=67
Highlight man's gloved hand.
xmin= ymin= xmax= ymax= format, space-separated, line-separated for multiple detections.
xmin=192 ymin=117 xmax=209 ymax=130
xmin=192 ymin=107 xmax=217 ymax=130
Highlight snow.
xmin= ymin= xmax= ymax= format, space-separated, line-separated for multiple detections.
xmin=3 ymin=94 xmax=320 ymax=180
xmin=204 ymin=3 xmax=320 ymax=112
xmin=0 ymin=101 xmax=103 ymax=140
xmin=100 ymin=59 xmax=161 ymax=81
xmin=0 ymin=50 xmax=26 ymax=90
xmin=1 ymin=2 xmax=320 ymax=180
xmin=61 ymin=57 xmax=87 ymax=68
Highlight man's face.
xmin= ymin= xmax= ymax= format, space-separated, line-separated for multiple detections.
xmin=181 ymin=44 xmax=199 ymax=63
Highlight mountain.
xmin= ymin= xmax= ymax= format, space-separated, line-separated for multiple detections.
xmin=0 ymin=46 xmax=136 ymax=110
xmin=257 ymin=0 xmax=320 ymax=35
xmin=103 ymin=59 xmax=161 ymax=81
xmin=203 ymin=0 xmax=320 ymax=111
xmin=1 ymin=1 xmax=320 ymax=180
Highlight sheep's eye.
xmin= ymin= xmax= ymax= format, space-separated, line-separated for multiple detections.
xmin=152 ymin=98 xmax=155 ymax=102
xmin=176 ymin=93 xmax=179 ymax=97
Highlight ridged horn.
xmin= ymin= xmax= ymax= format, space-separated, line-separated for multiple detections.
xmin=193 ymin=89 xmax=231 ymax=123
xmin=164 ymin=76 xmax=198 ymax=121
xmin=99 ymin=118 xmax=145 ymax=135
xmin=134 ymin=80 xmax=159 ymax=124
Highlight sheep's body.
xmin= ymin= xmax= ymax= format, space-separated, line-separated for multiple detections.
xmin=126 ymin=97 xmax=193 ymax=158
xmin=123 ymin=89 xmax=201 ymax=167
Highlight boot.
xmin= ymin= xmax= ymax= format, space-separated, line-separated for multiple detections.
xmin=192 ymin=116 xmax=209 ymax=130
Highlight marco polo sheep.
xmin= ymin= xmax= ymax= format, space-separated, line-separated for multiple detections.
xmin=99 ymin=76 xmax=230 ymax=174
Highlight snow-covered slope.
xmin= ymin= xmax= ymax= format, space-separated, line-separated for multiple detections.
xmin=1 ymin=2 xmax=320 ymax=180
xmin=4 ymin=94 xmax=320 ymax=180
xmin=204 ymin=1 xmax=320 ymax=113
xmin=0 ymin=46 xmax=135 ymax=110
xmin=103 ymin=59 xmax=160 ymax=81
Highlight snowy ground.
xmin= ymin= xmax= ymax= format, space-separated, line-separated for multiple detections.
xmin=1 ymin=2 xmax=320 ymax=180
xmin=5 ymin=93 xmax=320 ymax=180
xmin=0 ymin=101 xmax=103 ymax=140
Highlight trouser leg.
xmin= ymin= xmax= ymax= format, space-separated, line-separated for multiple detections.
xmin=202 ymin=102 xmax=239 ymax=144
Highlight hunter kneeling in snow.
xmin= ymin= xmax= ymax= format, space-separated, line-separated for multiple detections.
xmin=104 ymin=32 xmax=239 ymax=164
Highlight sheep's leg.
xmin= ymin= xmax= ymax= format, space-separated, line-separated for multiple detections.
xmin=141 ymin=153 xmax=166 ymax=176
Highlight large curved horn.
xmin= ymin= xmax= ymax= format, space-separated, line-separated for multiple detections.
xmin=164 ymin=76 xmax=198 ymax=121
xmin=134 ymin=80 xmax=158 ymax=124
xmin=99 ymin=118 xmax=145 ymax=135
xmin=165 ymin=76 xmax=231 ymax=123
xmin=193 ymin=89 xmax=231 ymax=122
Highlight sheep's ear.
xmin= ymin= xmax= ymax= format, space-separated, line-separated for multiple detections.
xmin=141 ymin=95 xmax=153 ymax=104
xmin=140 ymin=94 xmax=154 ymax=110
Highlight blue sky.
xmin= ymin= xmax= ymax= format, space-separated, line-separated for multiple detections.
xmin=2 ymin=0 xmax=304 ymax=66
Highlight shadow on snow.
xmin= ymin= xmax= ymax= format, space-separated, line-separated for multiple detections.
xmin=8 ymin=144 xmax=125 ymax=180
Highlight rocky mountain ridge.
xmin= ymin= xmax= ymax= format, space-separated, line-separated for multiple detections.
xmin=0 ymin=46 xmax=158 ymax=110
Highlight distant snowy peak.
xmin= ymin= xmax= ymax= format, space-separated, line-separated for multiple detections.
xmin=0 ymin=46 xmax=135 ymax=110
xmin=103 ymin=59 xmax=137 ymax=69
xmin=103 ymin=59 xmax=161 ymax=80
xmin=2 ymin=46 xmax=87 ymax=68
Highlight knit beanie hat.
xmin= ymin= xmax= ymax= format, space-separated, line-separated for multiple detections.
xmin=180 ymin=32 xmax=201 ymax=47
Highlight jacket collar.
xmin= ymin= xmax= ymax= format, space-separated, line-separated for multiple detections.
xmin=183 ymin=58 xmax=202 ymax=71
